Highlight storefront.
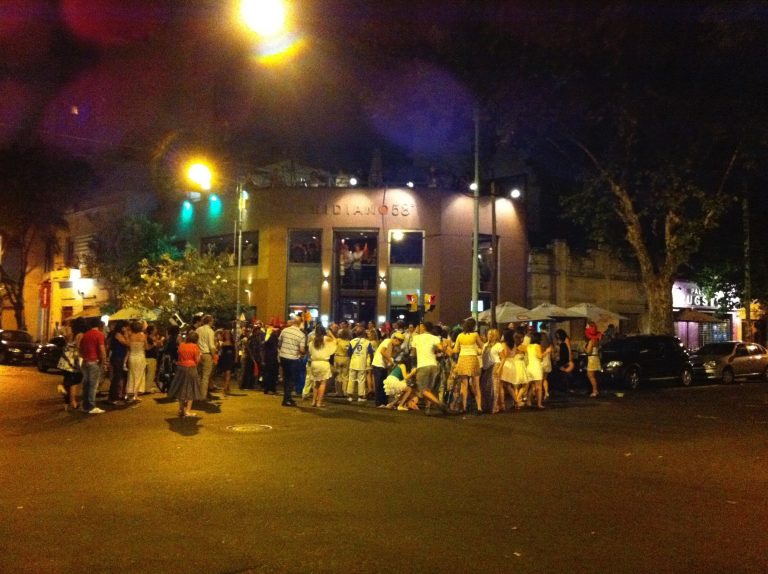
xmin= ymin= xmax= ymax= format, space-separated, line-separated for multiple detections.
xmin=672 ymin=280 xmax=740 ymax=349
xmin=171 ymin=186 xmax=528 ymax=326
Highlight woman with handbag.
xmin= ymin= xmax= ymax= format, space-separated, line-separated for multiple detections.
xmin=58 ymin=317 xmax=87 ymax=411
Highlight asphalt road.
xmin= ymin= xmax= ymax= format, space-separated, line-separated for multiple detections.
xmin=1 ymin=365 xmax=767 ymax=574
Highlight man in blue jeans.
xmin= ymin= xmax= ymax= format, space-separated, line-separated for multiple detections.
xmin=78 ymin=319 xmax=108 ymax=414
xmin=278 ymin=317 xmax=306 ymax=407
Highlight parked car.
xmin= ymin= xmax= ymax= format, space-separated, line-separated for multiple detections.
xmin=689 ymin=341 xmax=768 ymax=384
xmin=0 ymin=329 xmax=38 ymax=365
xmin=600 ymin=334 xmax=694 ymax=389
xmin=35 ymin=335 xmax=67 ymax=372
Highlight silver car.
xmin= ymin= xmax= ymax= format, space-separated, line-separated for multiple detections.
xmin=690 ymin=341 xmax=768 ymax=384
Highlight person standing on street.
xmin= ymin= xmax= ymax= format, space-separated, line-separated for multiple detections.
xmin=107 ymin=321 xmax=129 ymax=404
xmin=125 ymin=321 xmax=147 ymax=403
xmin=79 ymin=318 xmax=107 ymax=414
xmin=196 ymin=314 xmax=217 ymax=398
xmin=278 ymin=317 xmax=305 ymax=407
xmin=372 ymin=332 xmax=404 ymax=407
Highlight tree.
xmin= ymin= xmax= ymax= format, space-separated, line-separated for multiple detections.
xmin=120 ymin=246 xmax=236 ymax=323
xmin=84 ymin=214 xmax=181 ymax=308
xmin=477 ymin=3 xmax=768 ymax=334
xmin=0 ymin=143 xmax=93 ymax=329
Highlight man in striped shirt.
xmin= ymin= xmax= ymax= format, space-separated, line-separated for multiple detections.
xmin=278 ymin=317 xmax=306 ymax=407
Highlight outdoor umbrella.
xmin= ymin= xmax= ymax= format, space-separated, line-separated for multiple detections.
xmin=567 ymin=303 xmax=627 ymax=329
xmin=69 ymin=307 xmax=102 ymax=319
xmin=108 ymin=307 xmax=158 ymax=321
xmin=516 ymin=302 xmax=582 ymax=322
xmin=673 ymin=309 xmax=722 ymax=323
xmin=478 ymin=301 xmax=530 ymax=324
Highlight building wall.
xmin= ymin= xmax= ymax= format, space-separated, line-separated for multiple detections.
xmin=171 ymin=186 xmax=528 ymax=325
xmin=528 ymin=240 xmax=647 ymax=333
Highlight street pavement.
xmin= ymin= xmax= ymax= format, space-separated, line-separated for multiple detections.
xmin=1 ymin=365 xmax=767 ymax=573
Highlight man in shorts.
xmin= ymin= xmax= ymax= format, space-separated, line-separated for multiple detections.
xmin=410 ymin=321 xmax=448 ymax=413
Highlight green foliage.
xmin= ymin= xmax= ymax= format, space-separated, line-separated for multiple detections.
xmin=84 ymin=214 xmax=180 ymax=306
xmin=120 ymin=246 xmax=236 ymax=324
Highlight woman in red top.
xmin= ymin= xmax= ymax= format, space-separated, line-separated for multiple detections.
xmin=167 ymin=331 xmax=204 ymax=417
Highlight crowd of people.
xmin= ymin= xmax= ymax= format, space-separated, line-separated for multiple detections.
xmin=56 ymin=312 xmax=607 ymax=418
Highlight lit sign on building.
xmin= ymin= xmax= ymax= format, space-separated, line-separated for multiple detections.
xmin=672 ymin=280 xmax=717 ymax=309
xmin=312 ymin=202 xmax=415 ymax=216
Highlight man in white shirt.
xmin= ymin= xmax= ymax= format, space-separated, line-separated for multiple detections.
xmin=278 ymin=317 xmax=306 ymax=407
xmin=372 ymin=332 xmax=404 ymax=406
xmin=196 ymin=314 xmax=217 ymax=397
xmin=410 ymin=321 xmax=448 ymax=413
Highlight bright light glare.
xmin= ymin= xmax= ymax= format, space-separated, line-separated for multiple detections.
xmin=510 ymin=188 xmax=522 ymax=199
xmin=406 ymin=181 xmax=414 ymax=188
xmin=469 ymin=182 xmax=478 ymax=191
xmin=210 ymin=194 xmax=219 ymax=202
xmin=240 ymin=0 xmax=286 ymax=37
xmin=183 ymin=200 xmax=192 ymax=210
xmin=391 ymin=230 xmax=405 ymax=242
xmin=350 ymin=177 xmax=358 ymax=186
xmin=187 ymin=163 xmax=212 ymax=190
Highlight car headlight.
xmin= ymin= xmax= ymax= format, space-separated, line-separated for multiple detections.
xmin=703 ymin=360 xmax=716 ymax=369
xmin=8 ymin=347 xmax=21 ymax=353
xmin=606 ymin=360 xmax=623 ymax=369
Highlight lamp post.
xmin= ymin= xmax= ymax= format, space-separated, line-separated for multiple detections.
xmin=471 ymin=106 xmax=480 ymax=320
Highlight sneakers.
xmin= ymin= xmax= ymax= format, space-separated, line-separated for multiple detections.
xmin=347 ymin=397 xmax=353 ymax=403
xmin=396 ymin=406 xmax=408 ymax=411
xmin=87 ymin=407 xmax=105 ymax=414
xmin=357 ymin=397 xmax=367 ymax=403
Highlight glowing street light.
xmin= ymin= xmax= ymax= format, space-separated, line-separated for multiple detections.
xmin=187 ymin=162 xmax=213 ymax=191
xmin=240 ymin=0 xmax=287 ymax=37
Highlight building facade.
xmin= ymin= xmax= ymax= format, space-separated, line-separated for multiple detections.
xmin=170 ymin=186 xmax=528 ymax=326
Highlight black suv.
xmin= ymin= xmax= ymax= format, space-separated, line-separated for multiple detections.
xmin=600 ymin=334 xmax=694 ymax=389
xmin=0 ymin=329 xmax=38 ymax=364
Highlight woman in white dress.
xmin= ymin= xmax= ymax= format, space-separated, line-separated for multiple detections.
xmin=125 ymin=321 xmax=147 ymax=403
xmin=526 ymin=331 xmax=549 ymax=409
xmin=308 ymin=325 xmax=336 ymax=408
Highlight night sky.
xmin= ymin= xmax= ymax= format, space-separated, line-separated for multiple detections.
xmin=1 ymin=1 xmax=766 ymax=183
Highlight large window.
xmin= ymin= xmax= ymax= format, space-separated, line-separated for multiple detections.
xmin=389 ymin=231 xmax=423 ymax=264
xmin=289 ymin=229 xmax=321 ymax=263
xmin=286 ymin=229 xmax=322 ymax=314
xmin=201 ymin=232 xmax=258 ymax=266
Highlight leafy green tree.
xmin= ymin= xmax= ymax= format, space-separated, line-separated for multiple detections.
xmin=84 ymin=214 xmax=180 ymax=308
xmin=0 ymin=143 xmax=93 ymax=329
xmin=120 ymin=246 xmax=236 ymax=324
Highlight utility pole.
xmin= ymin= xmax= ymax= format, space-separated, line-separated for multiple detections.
xmin=743 ymin=187 xmax=752 ymax=341
xmin=471 ymin=106 xmax=480 ymax=321
xmin=490 ymin=181 xmax=498 ymax=329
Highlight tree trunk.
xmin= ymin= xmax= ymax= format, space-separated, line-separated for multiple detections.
xmin=645 ymin=276 xmax=674 ymax=335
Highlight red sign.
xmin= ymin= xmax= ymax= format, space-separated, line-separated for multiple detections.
xmin=40 ymin=281 xmax=51 ymax=309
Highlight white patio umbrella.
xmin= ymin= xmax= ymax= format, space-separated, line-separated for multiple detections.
xmin=567 ymin=303 xmax=626 ymax=329
xmin=108 ymin=307 xmax=158 ymax=322
xmin=478 ymin=301 xmax=530 ymax=324
xmin=516 ymin=302 xmax=583 ymax=322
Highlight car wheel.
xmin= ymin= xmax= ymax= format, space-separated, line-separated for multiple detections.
xmin=680 ymin=367 xmax=693 ymax=387
xmin=625 ymin=367 xmax=641 ymax=390
xmin=721 ymin=367 xmax=735 ymax=385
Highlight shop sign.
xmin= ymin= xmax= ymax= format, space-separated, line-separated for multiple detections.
xmin=672 ymin=280 xmax=717 ymax=309
xmin=40 ymin=281 xmax=51 ymax=309
xmin=313 ymin=202 xmax=415 ymax=216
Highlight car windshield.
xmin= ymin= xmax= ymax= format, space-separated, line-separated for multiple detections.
xmin=1 ymin=331 xmax=33 ymax=343
xmin=696 ymin=343 xmax=735 ymax=355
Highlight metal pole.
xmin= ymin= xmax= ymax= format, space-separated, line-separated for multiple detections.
xmin=743 ymin=189 xmax=751 ymax=341
xmin=472 ymin=106 xmax=480 ymax=320
xmin=235 ymin=181 xmax=244 ymax=342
